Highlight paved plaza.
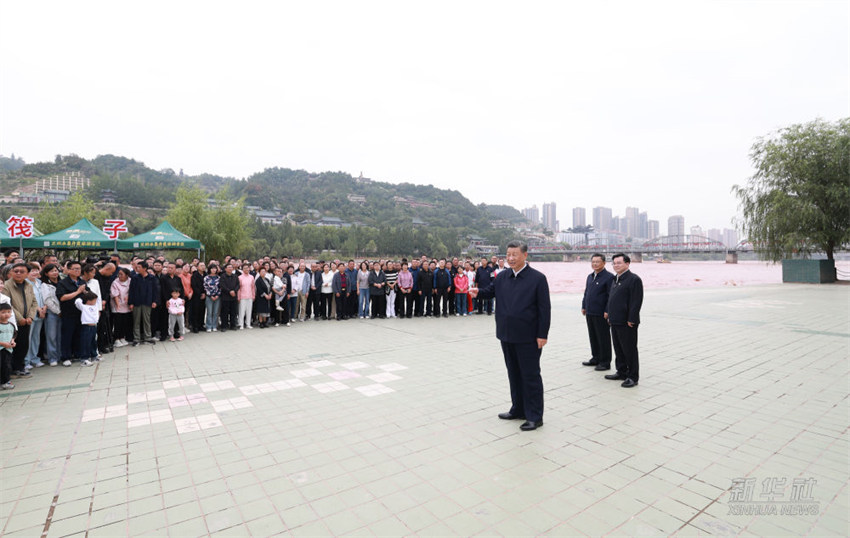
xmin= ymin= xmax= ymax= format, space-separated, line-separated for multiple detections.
xmin=1 ymin=283 xmax=848 ymax=537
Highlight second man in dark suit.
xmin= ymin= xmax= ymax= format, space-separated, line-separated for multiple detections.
xmin=604 ymin=253 xmax=643 ymax=388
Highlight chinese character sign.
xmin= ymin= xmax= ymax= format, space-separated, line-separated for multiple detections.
xmin=103 ymin=219 xmax=128 ymax=240
xmin=6 ymin=215 xmax=34 ymax=238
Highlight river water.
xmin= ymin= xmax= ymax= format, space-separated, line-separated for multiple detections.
xmin=532 ymin=260 xmax=850 ymax=294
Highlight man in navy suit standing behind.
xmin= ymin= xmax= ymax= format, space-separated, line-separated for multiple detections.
xmin=471 ymin=240 xmax=551 ymax=431
xmin=581 ymin=253 xmax=614 ymax=371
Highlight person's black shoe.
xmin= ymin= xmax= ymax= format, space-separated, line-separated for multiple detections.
xmin=582 ymin=360 xmax=598 ymax=367
xmin=621 ymin=379 xmax=638 ymax=388
xmin=594 ymin=365 xmax=611 ymax=371
xmin=520 ymin=420 xmax=543 ymax=431
xmin=605 ymin=374 xmax=626 ymax=380
xmin=498 ymin=412 xmax=524 ymax=420
xmin=131 ymin=341 xmax=139 ymax=347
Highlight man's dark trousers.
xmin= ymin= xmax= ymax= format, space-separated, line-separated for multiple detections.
xmin=12 ymin=324 xmax=30 ymax=371
xmin=501 ymin=341 xmax=543 ymax=422
xmin=346 ymin=292 xmax=357 ymax=318
xmin=586 ymin=314 xmax=611 ymax=367
xmin=220 ymin=301 xmax=238 ymax=330
xmin=306 ymin=290 xmax=316 ymax=319
xmin=60 ymin=318 xmax=80 ymax=361
xmin=434 ymin=290 xmax=448 ymax=317
xmin=611 ymin=324 xmax=639 ymax=381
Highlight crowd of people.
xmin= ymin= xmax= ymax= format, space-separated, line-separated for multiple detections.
xmin=0 ymin=250 xmax=508 ymax=390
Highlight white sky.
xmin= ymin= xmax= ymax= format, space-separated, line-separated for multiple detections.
xmin=1 ymin=0 xmax=848 ymax=234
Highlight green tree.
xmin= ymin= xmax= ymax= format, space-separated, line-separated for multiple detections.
xmin=734 ymin=118 xmax=850 ymax=261
xmin=343 ymin=235 xmax=358 ymax=257
xmin=431 ymin=240 xmax=448 ymax=260
xmin=167 ymin=186 xmax=253 ymax=260
xmin=36 ymin=191 xmax=108 ymax=233
xmin=289 ymin=238 xmax=304 ymax=258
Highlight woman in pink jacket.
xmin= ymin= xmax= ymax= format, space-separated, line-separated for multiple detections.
xmin=453 ymin=271 xmax=469 ymax=317
xmin=237 ymin=264 xmax=255 ymax=329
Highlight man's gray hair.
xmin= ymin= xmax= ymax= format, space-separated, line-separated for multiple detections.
xmin=506 ymin=240 xmax=528 ymax=253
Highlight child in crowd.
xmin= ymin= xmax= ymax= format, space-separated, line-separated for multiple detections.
xmin=1 ymin=303 xmax=16 ymax=389
xmin=74 ymin=291 xmax=99 ymax=366
xmin=453 ymin=270 xmax=469 ymax=316
xmin=166 ymin=289 xmax=186 ymax=341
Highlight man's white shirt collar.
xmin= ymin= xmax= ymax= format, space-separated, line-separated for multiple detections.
xmin=512 ymin=263 xmax=528 ymax=277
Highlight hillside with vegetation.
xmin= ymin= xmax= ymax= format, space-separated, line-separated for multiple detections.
xmin=1 ymin=154 xmax=524 ymax=260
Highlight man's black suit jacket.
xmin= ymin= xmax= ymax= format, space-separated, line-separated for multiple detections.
xmin=606 ymin=270 xmax=643 ymax=326
xmin=479 ymin=264 xmax=551 ymax=344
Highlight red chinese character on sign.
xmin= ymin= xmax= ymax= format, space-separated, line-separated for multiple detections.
xmin=103 ymin=219 xmax=128 ymax=240
xmin=6 ymin=215 xmax=34 ymax=238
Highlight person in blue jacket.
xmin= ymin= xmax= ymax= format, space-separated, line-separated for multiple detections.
xmin=128 ymin=261 xmax=160 ymax=346
xmin=471 ymin=240 xmax=551 ymax=431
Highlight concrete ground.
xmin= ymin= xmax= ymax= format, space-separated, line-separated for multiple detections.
xmin=1 ymin=283 xmax=848 ymax=537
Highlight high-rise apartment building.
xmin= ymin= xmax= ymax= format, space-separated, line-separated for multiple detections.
xmin=572 ymin=207 xmax=586 ymax=228
xmin=625 ymin=207 xmax=640 ymax=238
xmin=522 ymin=205 xmax=539 ymax=224
xmin=668 ymin=215 xmax=685 ymax=237
xmin=648 ymin=220 xmax=659 ymax=239
xmin=707 ymin=228 xmax=722 ymax=243
xmin=593 ymin=206 xmax=613 ymax=232
xmin=690 ymin=225 xmax=704 ymax=237
xmin=542 ymin=202 xmax=557 ymax=231
xmin=639 ymin=212 xmax=648 ymax=239
xmin=723 ymin=228 xmax=739 ymax=248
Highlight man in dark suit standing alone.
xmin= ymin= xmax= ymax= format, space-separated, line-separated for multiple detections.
xmin=471 ymin=240 xmax=551 ymax=431
xmin=581 ymin=253 xmax=614 ymax=371
xmin=604 ymin=253 xmax=643 ymax=388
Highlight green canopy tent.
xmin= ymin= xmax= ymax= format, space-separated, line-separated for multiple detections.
xmin=21 ymin=218 xmax=113 ymax=252
xmin=116 ymin=221 xmax=204 ymax=258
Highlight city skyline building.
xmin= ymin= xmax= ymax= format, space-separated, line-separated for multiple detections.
xmin=522 ymin=205 xmax=539 ymax=225
xmin=723 ymin=228 xmax=739 ymax=248
xmin=572 ymin=207 xmax=586 ymax=228
xmin=542 ymin=202 xmax=557 ymax=231
xmin=707 ymin=228 xmax=723 ymax=243
xmin=625 ymin=206 xmax=640 ymax=238
xmin=668 ymin=215 xmax=685 ymax=237
xmin=593 ymin=206 xmax=613 ymax=233
xmin=555 ymin=204 xmax=731 ymax=241
xmin=648 ymin=220 xmax=659 ymax=239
